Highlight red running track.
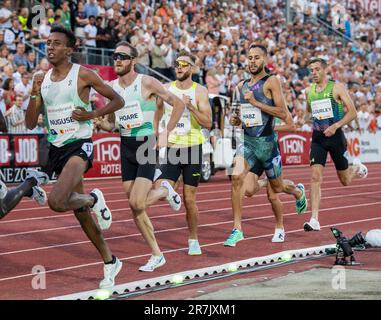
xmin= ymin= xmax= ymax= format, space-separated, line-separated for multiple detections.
xmin=0 ymin=163 xmax=380 ymax=299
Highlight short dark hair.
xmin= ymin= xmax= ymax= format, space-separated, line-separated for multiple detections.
xmin=50 ymin=25 xmax=77 ymax=49
xmin=307 ymin=58 xmax=328 ymax=68
xmin=115 ymin=41 xmax=138 ymax=58
xmin=177 ymin=50 xmax=196 ymax=64
xmin=249 ymin=44 xmax=268 ymax=55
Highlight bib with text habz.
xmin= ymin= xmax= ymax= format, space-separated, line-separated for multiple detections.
xmin=47 ymin=103 xmax=79 ymax=135
xmin=311 ymin=98 xmax=334 ymax=120
xmin=115 ymin=100 xmax=144 ymax=129
xmin=240 ymin=103 xmax=263 ymax=127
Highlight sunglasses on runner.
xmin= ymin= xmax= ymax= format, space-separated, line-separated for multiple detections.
xmin=175 ymin=60 xmax=192 ymax=68
xmin=113 ymin=52 xmax=134 ymax=61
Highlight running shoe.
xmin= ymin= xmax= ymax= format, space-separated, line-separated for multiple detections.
xmin=188 ymin=239 xmax=202 ymax=255
xmin=99 ymin=257 xmax=123 ymax=289
xmin=161 ymin=180 xmax=182 ymax=211
xmin=223 ymin=229 xmax=244 ymax=247
xmin=139 ymin=255 xmax=166 ymax=272
xmin=353 ymin=158 xmax=368 ymax=178
xmin=303 ymin=218 xmax=321 ymax=231
xmin=25 ymin=169 xmax=49 ymax=186
xmin=272 ymin=228 xmax=285 ymax=243
xmin=90 ymin=188 xmax=112 ymax=230
xmin=31 ymin=186 xmax=47 ymax=206
xmin=295 ymin=183 xmax=308 ymax=214
xmin=0 ymin=180 xmax=7 ymax=199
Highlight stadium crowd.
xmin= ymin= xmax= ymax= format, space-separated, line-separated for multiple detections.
xmin=0 ymin=0 xmax=381 ymax=134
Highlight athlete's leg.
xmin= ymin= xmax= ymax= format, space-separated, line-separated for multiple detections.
xmin=72 ymin=179 xmax=113 ymax=263
xmin=231 ymin=156 xmax=251 ymax=231
xmin=267 ymin=183 xmax=283 ymax=230
xmin=310 ymin=164 xmax=323 ymax=221
xmin=0 ymin=179 xmax=35 ymax=218
xmin=145 ymin=179 xmax=169 ymax=206
xmin=48 ymin=156 xmax=95 ymax=212
xmin=183 ymin=184 xmax=198 ymax=240
xmin=128 ymin=177 xmax=162 ymax=257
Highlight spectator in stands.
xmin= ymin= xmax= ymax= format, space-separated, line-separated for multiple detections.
xmin=5 ymin=93 xmax=25 ymax=133
xmin=151 ymin=35 xmax=169 ymax=80
xmin=26 ymin=50 xmax=36 ymax=72
xmin=85 ymin=0 xmax=99 ymax=19
xmin=3 ymin=18 xmax=25 ymax=53
xmin=2 ymin=77 xmax=15 ymax=111
xmin=74 ymin=1 xmax=88 ymax=39
xmin=27 ymin=114 xmax=45 ymax=134
xmin=17 ymin=7 xmax=29 ymax=31
xmin=357 ymin=100 xmax=371 ymax=133
xmin=0 ymin=107 xmax=6 ymax=132
xmin=84 ymin=15 xmax=97 ymax=65
xmin=0 ymin=0 xmax=12 ymax=30
xmin=14 ymin=71 xmax=30 ymax=111
xmin=60 ymin=1 xmax=72 ymax=30
xmin=13 ymin=43 xmax=27 ymax=67
xmin=205 ymin=67 xmax=220 ymax=95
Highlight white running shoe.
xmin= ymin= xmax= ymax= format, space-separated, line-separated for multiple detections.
xmin=99 ymin=257 xmax=123 ymax=289
xmin=0 ymin=180 xmax=7 ymax=199
xmin=25 ymin=169 xmax=49 ymax=186
xmin=161 ymin=180 xmax=181 ymax=211
xmin=31 ymin=186 xmax=47 ymax=206
xmin=139 ymin=255 xmax=166 ymax=272
xmin=303 ymin=218 xmax=321 ymax=231
xmin=272 ymin=228 xmax=285 ymax=243
xmin=188 ymin=239 xmax=202 ymax=255
xmin=353 ymin=158 xmax=368 ymax=178
xmin=90 ymin=188 xmax=112 ymax=230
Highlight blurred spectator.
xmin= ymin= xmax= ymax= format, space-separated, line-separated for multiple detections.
xmin=13 ymin=43 xmax=27 ymax=67
xmin=85 ymin=0 xmax=99 ymax=19
xmin=4 ymin=18 xmax=25 ymax=53
xmin=14 ymin=72 xmax=31 ymax=111
xmin=60 ymin=1 xmax=72 ymax=30
xmin=84 ymin=15 xmax=97 ymax=65
xmin=27 ymin=114 xmax=45 ymax=134
xmin=2 ymin=77 xmax=15 ymax=111
xmin=0 ymin=0 xmax=12 ymax=30
xmin=74 ymin=2 xmax=88 ymax=39
xmin=26 ymin=50 xmax=36 ymax=72
xmin=17 ymin=7 xmax=29 ymax=31
xmin=4 ymin=93 xmax=25 ymax=133
xmin=205 ymin=68 xmax=220 ymax=95
xmin=357 ymin=100 xmax=371 ymax=132
xmin=0 ymin=108 xmax=6 ymax=132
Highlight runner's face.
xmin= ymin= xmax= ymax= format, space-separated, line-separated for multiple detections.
xmin=248 ymin=48 xmax=266 ymax=75
xmin=46 ymin=33 xmax=73 ymax=65
xmin=175 ymin=57 xmax=193 ymax=81
xmin=309 ymin=62 xmax=325 ymax=84
xmin=113 ymin=46 xmax=135 ymax=76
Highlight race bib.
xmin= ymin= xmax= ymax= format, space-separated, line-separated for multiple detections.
xmin=240 ymin=103 xmax=263 ymax=127
xmin=47 ymin=103 xmax=79 ymax=135
xmin=166 ymin=109 xmax=191 ymax=136
xmin=115 ymin=100 xmax=144 ymax=129
xmin=311 ymin=98 xmax=334 ymax=120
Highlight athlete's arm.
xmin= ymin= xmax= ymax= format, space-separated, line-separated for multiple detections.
xmin=333 ymin=83 xmax=357 ymax=128
xmin=243 ymin=76 xmax=286 ymax=120
xmin=146 ymin=76 xmax=185 ymax=133
xmin=154 ymin=97 xmax=165 ymax=136
xmin=186 ymin=85 xmax=212 ymax=129
xmin=25 ymin=71 xmax=45 ymax=130
xmin=274 ymin=110 xmax=296 ymax=132
xmin=324 ymin=83 xmax=357 ymax=137
xmin=72 ymin=68 xmax=124 ymax=121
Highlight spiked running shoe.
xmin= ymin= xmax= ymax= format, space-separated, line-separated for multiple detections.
xmin=295 ymin=183 xmax=307 ymax=214
xmin=223 ymin=229 xmax=244 ymax=247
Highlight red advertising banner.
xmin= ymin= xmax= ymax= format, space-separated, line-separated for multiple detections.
xmin=84 ymin=133 xmax=122 ymax=179
xmin=0 ymin=135 xmax=10 ymax=166
xmin=278 ymin=132 xmax=311 ymax=166
xmin=13 ymin=135 xmax=39 ymax=166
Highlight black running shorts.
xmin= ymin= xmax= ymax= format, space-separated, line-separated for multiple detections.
xmin=158 ymin=144 xmax=202 ymax=187
xmin=310 ymin=129 xmax=349 ymax=171
xmin=120 ymin=135 xmax=157 ymax=182
xmin=45 ymin=139 xmax=93 ymax=177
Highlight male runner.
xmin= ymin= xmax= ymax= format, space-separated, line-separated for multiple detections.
xmin=241 ymin=113 xmax=296 ymax=243
xmin=224 ymin=44 xmax=307 ymax=247
xmin=303 ymin=58 xmax=368 ymax=231
xmin=1 ymin=169 xmax=48 ymax=219
xmin=145 ymin=50 xmax=212 ymax=255
xmin=25 ymin=26 xmax=125 ymax=288
xmin=95 ymin=41 xmax=185 ymax=272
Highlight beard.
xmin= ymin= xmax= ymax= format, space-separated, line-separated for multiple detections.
xmin=115 ymin=63 xmax=133 ymax=76
xmin=176 ymin=70 xmax=192 ymax=82
xmin=249 ymin=62 xmax=264 ymax=75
